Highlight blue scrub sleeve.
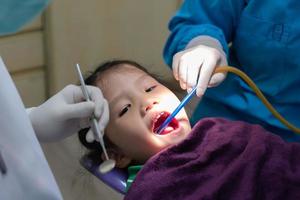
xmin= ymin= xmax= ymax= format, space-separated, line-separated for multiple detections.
xmin=163 ymin=0 xmax=246 ymax=67
xmin=0 ymin=0 xmax=51 ymax=35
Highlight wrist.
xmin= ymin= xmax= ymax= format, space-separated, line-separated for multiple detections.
xmin=186 ymin=35 xmax=225 ymax=54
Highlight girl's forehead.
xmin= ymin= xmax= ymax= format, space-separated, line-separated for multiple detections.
xmin=96 ymin=65 xmax=150 ymax=94
xmin=103 ymin=64 xmax=147 ymax=79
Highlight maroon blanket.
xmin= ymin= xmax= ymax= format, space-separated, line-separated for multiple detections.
xmin=125 ymin=118 xmax=300 ymax=200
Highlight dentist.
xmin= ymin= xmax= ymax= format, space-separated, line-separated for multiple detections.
xmin=0 ymin=1 xmax=109 ymax=199
xmin=164 ymin=0 xmax=300 ymax=141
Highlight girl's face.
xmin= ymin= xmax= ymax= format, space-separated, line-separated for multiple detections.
xmin=98 ymin=65 xmax=191 ymax=163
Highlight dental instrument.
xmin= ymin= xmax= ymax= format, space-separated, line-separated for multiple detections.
xmin=76 ymin=63 xmax=116 ymax=173
xmin=157 ymin=86 xmax=197 ymax=134
xmin=157 ymin=66 xmax=300 ymax=135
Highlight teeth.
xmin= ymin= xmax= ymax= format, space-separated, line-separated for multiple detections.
xmin=152 ymin=112 xmax=166 ymax=132
xmin=153 ymin=112 xmax=165 ymax=124
xmin=165 ymin=126 xmax=174 ymax=132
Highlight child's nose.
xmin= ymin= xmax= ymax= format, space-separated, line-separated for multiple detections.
xmin=145 ymin=101 xmax=158 ymax=112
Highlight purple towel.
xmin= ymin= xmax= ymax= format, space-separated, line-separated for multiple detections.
xmin=125 ymin=118 xmax=300 ymax=200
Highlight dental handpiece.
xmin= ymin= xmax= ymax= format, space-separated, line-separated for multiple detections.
xmin=156 ymin=86 xmax=197 ymax=134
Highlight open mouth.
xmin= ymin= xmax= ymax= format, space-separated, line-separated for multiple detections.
xmin=152 ymin=112 xmax=179 ymax=135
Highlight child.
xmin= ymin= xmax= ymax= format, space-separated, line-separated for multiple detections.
xmin=79 ymin=60 xmax=300 ymax=200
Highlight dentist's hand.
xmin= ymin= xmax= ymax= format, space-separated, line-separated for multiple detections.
xmin=28 ymin=84 xmax=109 ymax=142
xmin=172 ymin=44 xmax=228 ymax=96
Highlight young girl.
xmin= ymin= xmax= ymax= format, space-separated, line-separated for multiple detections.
xmin=79 ymin=59 xmax=192 ymax=164
xmin=79 ymin=60 xmax=300 ymax=200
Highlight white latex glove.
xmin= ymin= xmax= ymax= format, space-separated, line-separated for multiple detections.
xmin=172 ymin=36 xmax=228 ymax=97
xmin=28 ymin=84 xmax=109 ymax=142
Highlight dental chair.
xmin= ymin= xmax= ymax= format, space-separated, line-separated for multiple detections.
xmin=80 ymin=155 xmax=128 ymax=195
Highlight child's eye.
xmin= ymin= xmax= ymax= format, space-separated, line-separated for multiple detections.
xmin=119 ymin=104 xmax=131 ymax=117
xmin=145 ymin=86 xmax=157 ymax=92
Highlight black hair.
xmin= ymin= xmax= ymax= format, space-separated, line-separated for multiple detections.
xmin=78 ymin=59 xmax=160 ymax=165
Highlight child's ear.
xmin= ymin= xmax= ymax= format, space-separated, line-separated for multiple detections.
xmin=101 ymin=148 xmax=132 ymax=168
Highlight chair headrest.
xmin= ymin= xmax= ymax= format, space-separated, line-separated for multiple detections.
xmin=80 ymin=155 xmax=128 ymax=195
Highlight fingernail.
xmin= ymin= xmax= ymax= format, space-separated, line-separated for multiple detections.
xmin=99 ymin=124 xmax=104 ymax=132
xmin=187 ymin=88 xmax=192 ymax=93
xmin=196 ymin=89 xmax=204 ymax=97
xmin=94 ymin=110 xmax=99 ymax=118
xmin=86 ymin=132 xmax=94 ymax=143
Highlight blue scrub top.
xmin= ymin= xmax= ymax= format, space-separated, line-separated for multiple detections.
xmin=164 ymin=0 xmax=300 ymax=142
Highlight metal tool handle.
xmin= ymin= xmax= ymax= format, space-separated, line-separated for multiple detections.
xmin=75 ymin=63 xmax=109 ymax=160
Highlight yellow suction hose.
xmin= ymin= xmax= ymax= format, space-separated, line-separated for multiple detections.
xmin=214 ymin=66 xmax=300 ymax=134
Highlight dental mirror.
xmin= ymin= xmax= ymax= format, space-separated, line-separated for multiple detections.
xmin=97 ymin=132 xmax=116 ymax=173
xmin=76 ymin=63 xmax=116 ymax=174
xmin=99 ymin=159 xmax=116 ymax=174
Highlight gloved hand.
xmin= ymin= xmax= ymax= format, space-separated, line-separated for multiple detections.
xmin=172 ymin=36 xmax=228 ymax=97
xmin=28 ymin=84 xmax=109 ymax=142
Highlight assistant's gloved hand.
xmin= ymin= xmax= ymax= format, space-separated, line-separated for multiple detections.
xmin=28 ymin=84 xmax=109 ymax=142
xmin=172 ymin=36 xmax=228 ymax=97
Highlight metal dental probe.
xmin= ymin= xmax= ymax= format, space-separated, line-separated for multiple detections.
xmin=76 ymin=63 xmax=115 ymax=173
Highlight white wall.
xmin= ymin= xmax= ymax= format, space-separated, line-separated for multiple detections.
xmin=0 ymin=17 xmax=46 ymax=107
xmin=45 ymin=0 xmax=182 ymax=94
